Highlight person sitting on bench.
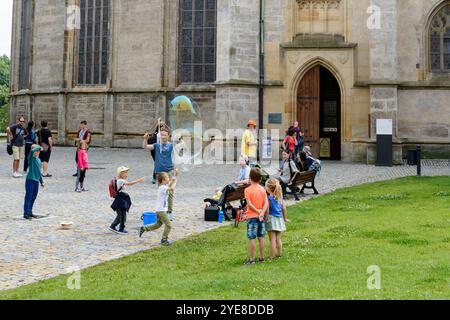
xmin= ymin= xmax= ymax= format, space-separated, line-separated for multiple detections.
xmin=204 ymin=155 xmax=251 ymax=209
xmin=273 ymin=150 xmax=299 ymax=199
xmin=296 ymin=150 xmax=308 ymax=172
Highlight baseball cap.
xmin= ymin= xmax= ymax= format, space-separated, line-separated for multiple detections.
xmin=31 ymin=145 xmax=43 ymax=153
xmin=117 ymin=166 xmax=130 ymax=176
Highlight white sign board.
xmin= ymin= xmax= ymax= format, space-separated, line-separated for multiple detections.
xmin=376 ymin=119 xmax=393 ymax=135
xmin=262 ymin=137 xmax=272 ymax=159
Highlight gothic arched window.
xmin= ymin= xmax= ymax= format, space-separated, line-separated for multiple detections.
xmin=77 ymin=0 xmax=110 ymax=85
xmin=179 ymin=0 xmax=216 ymax=84
xmin=430 ymin=4 xmax=450 ymax=72
xmin=19 ymin=0 xmax=33 ymax=90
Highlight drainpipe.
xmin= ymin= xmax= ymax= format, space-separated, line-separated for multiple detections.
xmin=258 ymin=0 xmax=265 ymax=130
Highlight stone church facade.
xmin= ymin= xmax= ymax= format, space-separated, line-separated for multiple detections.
xmin=9 ymin=0 xmax=450 ymax=162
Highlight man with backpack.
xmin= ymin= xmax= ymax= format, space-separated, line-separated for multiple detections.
xmin=6 ymin=116 xmax=27 ymax=178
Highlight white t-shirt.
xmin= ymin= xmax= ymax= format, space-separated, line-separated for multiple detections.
xmin=116 ymin=179 xmax=127 ymax=192
xmin=156 ymin=185 xmax=169 ymax=212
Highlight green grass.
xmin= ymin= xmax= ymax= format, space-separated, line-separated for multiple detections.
xmin=1 ymin=176 xmax=449 ymax=300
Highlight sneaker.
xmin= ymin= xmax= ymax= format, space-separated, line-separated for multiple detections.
xmin=139 ymin=227 xmax=145 ymax=238
xmin=117 ymin=230 xmax=129 ymax=235
xmin=108 ymin=226 xmax=118 ymax=233
xmin=75 ymin=188 xmax=82 ymax=193
xmin=161 ymin=239 xmax=172 ymax=246
xmin=43 ymin=174 xmax=52 ymax=178
xmin=13 ymin=172 xmax=21 ymax=178
xmin=152 ymin=178 xmax=156 ymax=185
xmin=168 ymin=213 xmax=174 ymax=221
xmin=244 ymin=259 xmax=256 ymax=265
xmin=258 ymin=257 xmax=266 ymax=263
xmin=72 ymin=173 xmax=78 ymax=177
xmin=24 ymin=216 xmax=32 ymax=220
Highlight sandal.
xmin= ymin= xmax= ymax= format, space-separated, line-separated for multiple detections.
xmin=244 ymin=259 xmax=256 ymax=265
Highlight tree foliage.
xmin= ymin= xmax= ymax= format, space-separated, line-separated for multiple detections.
xmin=0 ymin=55 xmax=10 ymax=132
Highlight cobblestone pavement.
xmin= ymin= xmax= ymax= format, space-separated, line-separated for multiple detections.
xmin=0 ymin=143 xmax=449 ymax=290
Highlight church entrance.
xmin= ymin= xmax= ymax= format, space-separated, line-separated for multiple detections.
xmin=297 ymin=65 xmax=341 ymax=160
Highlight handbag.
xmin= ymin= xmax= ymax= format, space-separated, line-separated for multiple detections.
xmin=6 ymin=143 xmax=13 ymax=155
xmin=6 ymin=134 xmax=18 ymax=156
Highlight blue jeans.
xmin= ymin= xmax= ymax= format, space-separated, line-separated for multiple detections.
xmin=247 ymin=218 xmax=266 ymax=240
xmin=24 ymin=179 xmax=39 ymax=217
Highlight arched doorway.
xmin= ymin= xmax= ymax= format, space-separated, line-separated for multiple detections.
xmin=297 ymin=65 xmax=341 ymax=160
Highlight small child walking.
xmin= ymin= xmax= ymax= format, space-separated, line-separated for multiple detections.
xmin=109 ymin=166 xmax=145 ymax=235
xmin=265 ymin=178 xmax=288 ymax=260
xmin=23 ymin=145 xmax=44 ymax=220
xmin=139 ymin=172 xmax=177 ymax=246
xmin=244 ymin=168 xmax=269 ymax=265
xmin=75 ymin=141 xmax=89 ymax=192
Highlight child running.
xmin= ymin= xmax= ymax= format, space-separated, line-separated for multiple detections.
xmin=143 ymin=128 xmax=176 ymax=221
xmin=244 ymin=168 xmax=269 ymax=265
xmin=139 ymin=171 xmax=177 ymax=246
xmin=75 ymin=141 xmax=89 ymax=192
xmin=23 ymin=145 xmax=44 ymax=220
xmin=109 ymin=167 xmax=145 ymax=235
xmin=265 ymin=178 xmax=288 ymax=260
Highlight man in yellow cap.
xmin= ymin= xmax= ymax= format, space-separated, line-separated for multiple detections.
xmin=241 ymin=120 xmax=258 ymax=164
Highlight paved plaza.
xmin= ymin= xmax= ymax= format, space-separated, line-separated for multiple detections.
xmin=0 ymin=143 xmax=449 ymax=290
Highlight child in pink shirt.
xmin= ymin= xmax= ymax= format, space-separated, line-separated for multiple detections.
xmin=75 ymin=141 xmax=89 ymax=192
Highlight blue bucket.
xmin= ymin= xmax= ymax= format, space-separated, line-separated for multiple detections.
xmin=142 ymin=212 xmax=157 ymax=226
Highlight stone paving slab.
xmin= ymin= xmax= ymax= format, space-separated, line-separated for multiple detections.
xmin=0 ymin=143 xmax=449 ymax=291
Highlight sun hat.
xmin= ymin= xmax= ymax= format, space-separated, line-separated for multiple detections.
xmin=247 ymin=120 xmax=257 ymax=127
xmin=117 ymin=166 xmax=130 ymax=176
xmin=303 ymin=146 xmax=312 ymax=156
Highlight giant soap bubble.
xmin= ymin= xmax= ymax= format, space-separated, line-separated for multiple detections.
xmin=169 ymin=95 xmax=203 ymax=170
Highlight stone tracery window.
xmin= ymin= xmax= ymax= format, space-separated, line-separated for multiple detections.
xmin=179 ymin=0 xmax=216 ymax=84
xmin=430 ymin=4 xmax=450 ymax=72
xmin=19 ymin=0 xmax=33 ymax=90
xmin=77 ymin=0 xmax=110 ymax=85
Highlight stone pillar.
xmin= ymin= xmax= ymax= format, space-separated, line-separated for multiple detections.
xmin=103 ymin=93 xmax=115 ymax=147
xmin=57 ymin=94 xmax=67 ymax=145
xmin=216 ymin=0 xmax=260 ymax=131
xmin=368 ymin=0 xmax=401 ymax=163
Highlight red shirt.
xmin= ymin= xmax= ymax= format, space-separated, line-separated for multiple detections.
xmin=283 ymin=136 xmax=296 ymax=153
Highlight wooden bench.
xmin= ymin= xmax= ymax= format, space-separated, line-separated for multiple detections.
xmin=224 ymin=184 xmax=250 ymax=203
xmin=287 ymin=171 xmax=319 ymax=200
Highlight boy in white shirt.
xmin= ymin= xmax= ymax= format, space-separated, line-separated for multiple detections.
xmin=139 ymin=171 xmax=177 ymax=246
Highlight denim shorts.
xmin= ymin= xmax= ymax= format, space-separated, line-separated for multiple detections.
xmin=247 ymin=218 xmax=266 ymax=240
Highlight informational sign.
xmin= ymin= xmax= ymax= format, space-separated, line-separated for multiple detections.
xmin=376 ymin=119 xmax=393 ymax=167
xmin=268 ymin=113 xmax=283 ymax=124
xmin=262 ymin=136 xmax=273 ymax=159
xmin=320 ymin=138 xmax=331 ymax=158
xmin=376 ymin=119 xmax=393 ymax=135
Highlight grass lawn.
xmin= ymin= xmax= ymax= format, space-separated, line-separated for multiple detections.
xmin=1 ymin=176 xmax=449 ymax=300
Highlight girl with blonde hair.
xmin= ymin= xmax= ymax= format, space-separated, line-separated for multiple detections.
xmin=265 ymin=178 xmax=288 ymax=260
